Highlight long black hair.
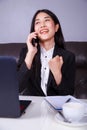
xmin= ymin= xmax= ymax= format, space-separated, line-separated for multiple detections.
xmin=30 ymin=9 xmax=65 ymax=49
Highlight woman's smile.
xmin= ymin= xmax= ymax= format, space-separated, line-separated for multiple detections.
xmin=40 ymin=29 xmax=49 ymax=34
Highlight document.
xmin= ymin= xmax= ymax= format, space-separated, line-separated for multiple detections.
xmin=45 ymin=95 xmax=86 ymax=110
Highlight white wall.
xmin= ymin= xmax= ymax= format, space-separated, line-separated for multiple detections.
xmin=0 ymin=0 xmax=87 ymax=43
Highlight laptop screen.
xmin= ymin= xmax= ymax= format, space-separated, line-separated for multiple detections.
xmin=0 ymin=56 xmax=31 ymax=118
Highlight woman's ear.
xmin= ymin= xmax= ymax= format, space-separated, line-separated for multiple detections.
xmin=55 ymin=24 xmax=59 ymax=32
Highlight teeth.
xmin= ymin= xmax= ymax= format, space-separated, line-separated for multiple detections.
xmin=40 ymin=30 xmax=48 ymax=33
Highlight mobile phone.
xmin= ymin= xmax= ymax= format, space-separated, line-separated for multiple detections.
xmin=32 ymin=37 xmax=39 ymax=46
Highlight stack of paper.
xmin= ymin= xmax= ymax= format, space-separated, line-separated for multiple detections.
xmin=45 ymin=95 xmax=87 ymax=110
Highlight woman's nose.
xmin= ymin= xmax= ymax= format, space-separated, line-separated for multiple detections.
xmin=40 ymin=21 xmax=46 ymax=28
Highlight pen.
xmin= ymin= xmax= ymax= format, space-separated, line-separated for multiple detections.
xmin=58 ymin=110 xmax=71 ymax=123
xmin=65 ymin=98 xmax=71 ymax=103
xmin=57 ymin=98 xmax=72 ymax=123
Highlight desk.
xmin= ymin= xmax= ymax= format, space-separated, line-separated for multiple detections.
xmin=0 ymin=96 xmax=87 ymax=130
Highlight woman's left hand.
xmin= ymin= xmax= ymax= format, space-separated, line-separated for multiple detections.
xmin=48 ymin=55 xmax=63 ymax=85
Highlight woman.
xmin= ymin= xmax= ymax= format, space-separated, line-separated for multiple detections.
xmin=18 ymin=9 xmax=76 ymax=96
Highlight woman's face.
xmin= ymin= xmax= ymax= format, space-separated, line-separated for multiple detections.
xmin=34 ymin=12 xmax=59 ymax=42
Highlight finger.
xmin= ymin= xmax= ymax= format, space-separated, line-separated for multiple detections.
xmin=34 ymin=43 xmax=38 ymax=47
xmin=59 ymin=56 xmax=63 ymax=64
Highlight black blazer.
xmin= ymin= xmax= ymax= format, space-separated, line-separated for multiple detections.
xmin=17 ymin=44 xmax=76 ymax=96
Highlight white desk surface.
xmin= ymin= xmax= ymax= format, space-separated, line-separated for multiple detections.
xmin=0 ymin=96 xmax=87 ymax=130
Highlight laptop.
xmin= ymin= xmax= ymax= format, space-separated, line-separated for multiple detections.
xmin=0 ymin=56 xmax=31 ymax=118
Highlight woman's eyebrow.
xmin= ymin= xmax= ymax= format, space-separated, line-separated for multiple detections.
xmin=44 ymin=16 xmax=51 ymax=19
xmin=35 ymin=16 xmax=51 ymax=22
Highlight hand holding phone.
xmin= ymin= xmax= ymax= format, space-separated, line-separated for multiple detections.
xmin=32 ymin=37 xmax=39 ymax=47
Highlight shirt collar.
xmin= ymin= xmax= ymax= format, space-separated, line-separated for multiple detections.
xmin=40 ymin=45 xmax=55 ymax=57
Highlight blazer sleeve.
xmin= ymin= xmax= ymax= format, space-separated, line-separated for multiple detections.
xmin=17 ymin=47 xmax=32 ymax=93
xmin=48 ymin=51 xmax=76 ymax=96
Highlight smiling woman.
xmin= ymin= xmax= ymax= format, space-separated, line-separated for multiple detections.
xmin=17 ymin=9 xmax=76 ymax=96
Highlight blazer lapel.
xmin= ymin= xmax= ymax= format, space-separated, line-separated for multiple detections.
xmin=47 ymin=44 xmax=60 ymax=88
xmin=34 ymin=49 xmax=45 ymax=95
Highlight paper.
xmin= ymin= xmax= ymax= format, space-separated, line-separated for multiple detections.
xmin=44 ymin=95 xmax=86 ymax=110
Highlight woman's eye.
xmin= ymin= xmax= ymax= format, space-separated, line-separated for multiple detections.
xmin=35 ymin=21 xmax=40 ymax=25
xmin=45 ymin=19 xmax=50 ymax=22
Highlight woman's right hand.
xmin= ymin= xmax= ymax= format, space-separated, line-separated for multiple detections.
xmin=26 ymin=32 xmax=38 ymax=54
xmin=25 ymin=32 xmax=38 ymax=69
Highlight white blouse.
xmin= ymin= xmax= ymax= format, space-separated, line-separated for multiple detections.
xmin=40 ymin=46 xmax=54 ymax=95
